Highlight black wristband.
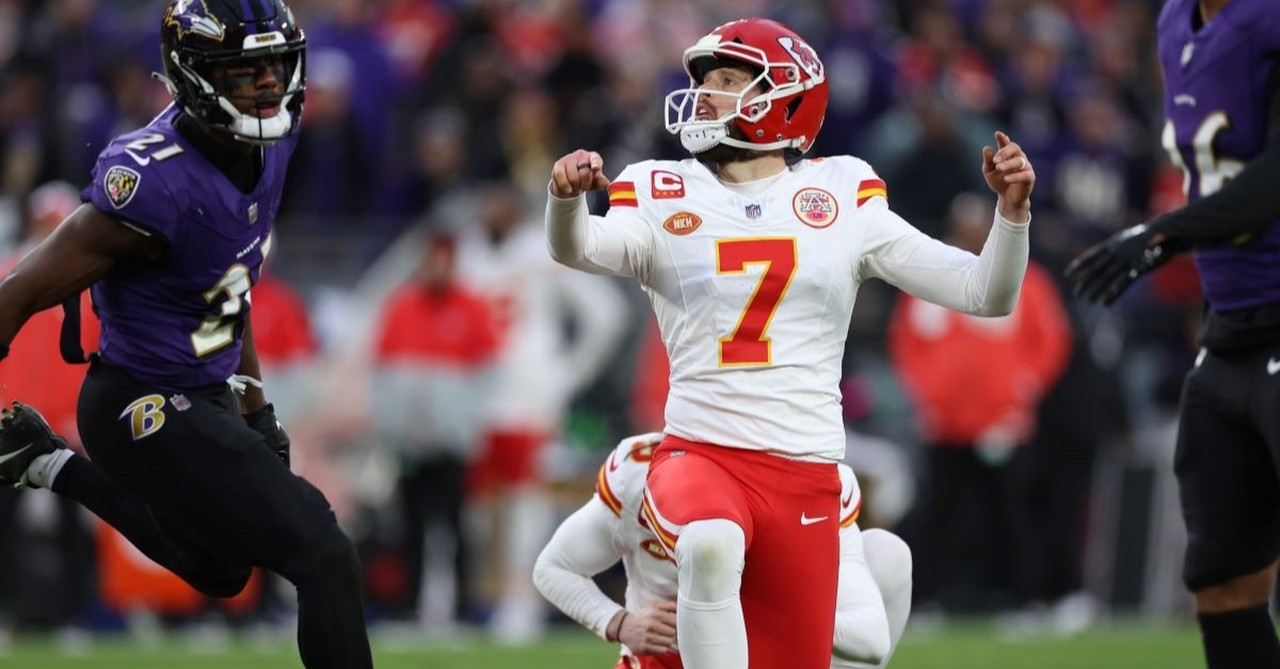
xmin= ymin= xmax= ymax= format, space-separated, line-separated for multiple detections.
xmin=609 ymin=611 xmax=629 ymax=643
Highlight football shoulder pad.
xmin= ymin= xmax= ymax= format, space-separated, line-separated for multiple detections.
xmin=594 ymin=432 xmax=664 ymax=517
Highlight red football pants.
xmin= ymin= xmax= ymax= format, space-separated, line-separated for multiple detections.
xmin=642 ymin=436 xmax=841 ymax=669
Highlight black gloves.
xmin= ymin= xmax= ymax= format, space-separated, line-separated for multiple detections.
xmin=1065 ymin=220 xmax=1189 ymax=305
xmin=244 ymin=403 xmax=290 ymax=466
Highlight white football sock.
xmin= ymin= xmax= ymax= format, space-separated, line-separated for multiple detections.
xmin=27 ymin=449 xmax=74 ymax=489
xmin=675 ymin=519 xmax=747 ymax=669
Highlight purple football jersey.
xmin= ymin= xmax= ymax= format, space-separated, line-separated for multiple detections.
xmin=81 ymin=105 xmax=299 ymax=389
xmin=1159 ymin=0 xmax=1280 ymax=310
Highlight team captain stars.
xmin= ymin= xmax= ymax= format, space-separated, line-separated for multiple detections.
xmin=545 ymin=17 xmax=1036 ymax=669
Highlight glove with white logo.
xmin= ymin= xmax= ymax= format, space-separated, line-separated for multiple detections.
xmin=1065 ymin=219 xmax=1189 ymax=306
xmin=244 ymin=403 xmax=290 ymax=467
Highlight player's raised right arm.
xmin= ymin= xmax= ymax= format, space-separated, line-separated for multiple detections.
xmin=545 ymin=150 xmax=652 ymax=278
xmin=0 ymin=205 xmax=162 ymax=351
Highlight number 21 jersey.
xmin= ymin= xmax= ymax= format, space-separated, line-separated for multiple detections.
xmin=81 ymin=105 xmax=298 ymax=389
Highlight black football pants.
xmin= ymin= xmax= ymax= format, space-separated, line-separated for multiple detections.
xmin=55 ymin=359 xmax=372 ymax=668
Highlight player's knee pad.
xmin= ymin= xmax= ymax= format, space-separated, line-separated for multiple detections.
xmin=861 ymin=528 xmax=913 ymax=597
xmin=675 ymin=518 xmax=745 ymax=602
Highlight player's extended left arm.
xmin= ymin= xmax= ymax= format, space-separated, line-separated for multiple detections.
xmin=1068 ymin=72 xmax=1280 ymax=304
xmin=237 ymin=312 xmax=291 ymax=465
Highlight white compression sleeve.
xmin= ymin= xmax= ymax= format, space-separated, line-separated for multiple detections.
xmin=532 ymin=497 xmax=626 ymax=640
xmin=675 ymin=519 xmax=747 ymax=669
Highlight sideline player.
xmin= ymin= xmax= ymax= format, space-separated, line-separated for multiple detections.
xmin=545 ymin=17 xmax=1033 ymax=669
xmin=1066 ymin=1 xmax=1280 ymax=666
xmin=533 ymin=433 xmax=912 ymax=669
xmin=0 ymin=1 xmax=372 ymax=666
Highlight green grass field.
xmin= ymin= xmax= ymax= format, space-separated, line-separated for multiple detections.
xmin=0 ymin=623 xmax=1207 ymax=669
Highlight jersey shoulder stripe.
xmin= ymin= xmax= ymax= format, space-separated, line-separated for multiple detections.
xmin=608 ymin=181 xmax=638 ymax=207
xmin=595 ymin=432 xmax=664 ymax=517
xmin=840 ymin=497 xmax=862 ymax=528
xmin=837 ymin=463 xmax=863 ymax=527
xmin=856 ymin=179 xmax=888 ymax=206
xmin=595 ymin=462 xmax=624 ymax=516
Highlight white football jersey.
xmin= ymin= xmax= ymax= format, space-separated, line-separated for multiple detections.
xmin=594 ymin=432 xmax=679 ymax=613
xmin=554 ymin=156 xmax=1027 ymax=461
xmin=594 ymin=433 xmax=863 ymax=613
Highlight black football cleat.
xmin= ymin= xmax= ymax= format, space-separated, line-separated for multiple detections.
xmin=0 ymin=402 xmax=67 ymax=489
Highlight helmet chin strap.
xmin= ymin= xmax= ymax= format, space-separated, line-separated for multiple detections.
xmin=680 ymin=121 xmax=801 ymax=155
xmin=680 ymin=122 xmax=729 ymax=154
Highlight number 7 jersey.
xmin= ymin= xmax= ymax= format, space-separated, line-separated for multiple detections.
xmin=578 ymin=156 xmax=1024 ymax=461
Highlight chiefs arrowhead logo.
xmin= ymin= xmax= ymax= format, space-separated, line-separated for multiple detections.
xmin=663 ymin=211 xmax=702 ymax=236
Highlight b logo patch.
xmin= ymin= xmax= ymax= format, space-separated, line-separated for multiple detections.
xmin=792 ymin=187 xmax=838 ymax=228
xmin=104 ymin=165 xmax=142 ymax=210
xmin=119 ymin=394 xmax=166 ymax=442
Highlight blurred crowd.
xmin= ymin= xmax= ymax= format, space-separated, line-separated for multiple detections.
xmin=0 ymin=0 xmax=1205 ymax=649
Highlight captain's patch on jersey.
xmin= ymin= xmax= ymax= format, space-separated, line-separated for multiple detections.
xmin=792 ymin=187 xmax=838 ymax=228
xmin=608 ymin=181 xmax=637 ymax=207
xmin=856 ymin=178 xmax=888 ymax=206
xmin=651 ymin=170 xmax=685 ymax=199
xmin=103 ymin=165 xmax=142 ymax=209
xmin=663 ymin=211 xmax=702 ymax=236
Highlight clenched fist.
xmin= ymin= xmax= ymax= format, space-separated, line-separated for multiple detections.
xmin=550 ymin=149 xmax=610 ymax=198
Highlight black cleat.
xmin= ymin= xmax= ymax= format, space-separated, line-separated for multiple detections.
xmin=0 ymin=402 xmax=67 ymax=489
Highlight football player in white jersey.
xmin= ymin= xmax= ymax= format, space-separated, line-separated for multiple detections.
xmin=544 ymin=17 xmax=1034 ymax=669
xmin=534 ymin=433 xmax=912 ymax=669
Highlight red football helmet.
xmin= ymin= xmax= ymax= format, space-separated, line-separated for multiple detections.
xmin=664 ymin=18 xmax=828 ymax=155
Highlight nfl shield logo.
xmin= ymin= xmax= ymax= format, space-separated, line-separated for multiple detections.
xmin=248 ymin=202 xmax=259 ymax=225
xmin=170 ymin=394 xmax=192 ymax=411
xmin=745 ymin=203 xmax=762 ymax=219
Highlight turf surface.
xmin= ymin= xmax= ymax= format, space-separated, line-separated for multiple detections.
xmin=0 ymin=622 xmax=1206 ymax=669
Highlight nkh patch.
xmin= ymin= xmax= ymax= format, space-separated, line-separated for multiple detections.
xmin=856 ymin=179 xmax=887 ymax=206
xmin=104 ymin=165 xmax=142 ymax=209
